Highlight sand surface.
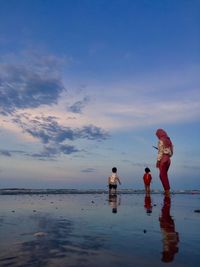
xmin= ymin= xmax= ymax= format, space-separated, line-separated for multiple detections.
xmin=0 ymin=193 xmax=199 ymax=267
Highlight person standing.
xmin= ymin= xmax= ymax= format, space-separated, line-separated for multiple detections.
xmin=143 ymin=167 xmax=152 ymax=194
xmin=155 ymin=129 xmax=173 ymax=196
xmin=108 ymin=167 xmax=121 ymax=195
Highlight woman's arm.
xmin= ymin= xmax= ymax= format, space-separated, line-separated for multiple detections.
xmin=156 ymin=140 xmax=164 ymax=167
xmin=157 ymin=140 xmax=164 ymax=161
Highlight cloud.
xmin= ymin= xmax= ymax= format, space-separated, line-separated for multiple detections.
xmin=13 ymin=114 xmax=109 ymax=143
xmin=76 ymin=65 xmax=200 ymax=130
xmin=0 ymin=150 xmax=12 ymax=157
xmin=13 ymin=114 xmax=75 ymax=144
xmin=81 ymin=168 xmax=96 ymax=173
xmin=30 ymin=144 xmax=79 ymax=159
xmin=0 ymin=54 xmax=65 ymax=115
xmin=82 ymin=86 xmax=200 ymax=131
xmin=79 ymin=125 xmax=109 ymax=140
xmin=68 ymin=96 xmax=90 ymax=114
xmin=11 ymin=113 xmax=109 ymax=159
xmin=0 ymin=49 xmax=110 ymax=160
xmin=0 ymin=149 xmax=28 ymax=157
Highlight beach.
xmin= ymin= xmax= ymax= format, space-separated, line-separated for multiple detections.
xmin=0 ymin=192 xmax=199 ymax=267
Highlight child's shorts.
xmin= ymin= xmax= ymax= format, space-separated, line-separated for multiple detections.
xmin=109 ymin=184 xmax=117 ymax=190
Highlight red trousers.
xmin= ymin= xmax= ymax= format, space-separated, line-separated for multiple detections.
xmin=159 ymin=156 xmax=171 ymax=191
xmin=160 ymin=196 xmax=179 ymax=262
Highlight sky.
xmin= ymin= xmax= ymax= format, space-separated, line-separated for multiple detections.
xmin=0 ymin=0 xmax=199 ymax=190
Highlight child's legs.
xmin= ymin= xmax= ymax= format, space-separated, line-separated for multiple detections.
xmin=159 ymin=158 xmax=171 ymax=191
xmin=109 ymin=184 xmax=113 ymax=194
xmin=147 ymin=185 xmax=150 ymax=193
xmin=113 ymin=184 xmax=117 ymax=194
xmin=145 ymin=184 xmax=150 ymax=192
xmin=109 ymin=184 xmax=117 ymax=194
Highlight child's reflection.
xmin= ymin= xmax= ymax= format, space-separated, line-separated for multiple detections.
xmin=144 ymin=193 xmax=153 ymax=215
xmin=108 ymin=193 xmax=121 ymax=214
xmin=159 ymin=196 xmax=179 ymax=262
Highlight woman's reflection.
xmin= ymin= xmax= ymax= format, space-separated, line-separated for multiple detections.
xmin=144 ymin=193 xmax=153 ymax=215
xmin=108 ymin=193 xmax=121 ymax=214
xmin=159 ymin=196 xmax=179 ymax=262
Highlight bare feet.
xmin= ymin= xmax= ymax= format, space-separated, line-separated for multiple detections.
xmin=164 ymin=190 xmax=170 ymax=197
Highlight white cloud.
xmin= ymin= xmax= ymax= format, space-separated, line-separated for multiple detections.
xmin=78 ymin=88 xmax=200 ymax=131
xmin=73 ymin=65 xmax=200 ymax=131
xmin=1 ymin=51 xmax=199 ymax=157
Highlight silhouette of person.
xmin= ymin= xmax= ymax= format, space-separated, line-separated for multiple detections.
xmin=144 ymin=193 xmax=152 ymax=215
xmin=159 ymin=196 xmax=179 ymax=262
xmin=108 ymin=193 xmax=121 ymax=214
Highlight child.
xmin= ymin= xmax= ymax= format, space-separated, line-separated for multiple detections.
xmin=108 ymin=167 xmax=121 ymax=195
xmin=143 ymin=167 xmax=152 ymax=194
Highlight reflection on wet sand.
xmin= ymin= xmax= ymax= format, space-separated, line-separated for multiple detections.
xmin=0 ymin=214 xmax=108 ymax=267
xmin=1 ymin=193 xmax=199 ymax=267
xmin=144 ymin=193 xmax=153 ymax=215
xmin=108 ymin=194 xmax=121 ymax=214
xmin=159 ymin=196 xmax=179 ymax=263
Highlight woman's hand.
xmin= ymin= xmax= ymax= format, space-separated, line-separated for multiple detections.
xmin=156 ymin=161 xmax=160 ymax=168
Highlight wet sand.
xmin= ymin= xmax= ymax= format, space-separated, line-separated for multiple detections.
xmin=0 ymin=193 xmax=199 ymax=267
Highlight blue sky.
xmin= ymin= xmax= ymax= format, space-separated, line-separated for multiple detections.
xmin=0 ymin=0 xmax=199 ymax=189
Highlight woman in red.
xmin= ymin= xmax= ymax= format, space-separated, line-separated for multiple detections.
xmin=156 ymin=129 xmax=173 ymax=196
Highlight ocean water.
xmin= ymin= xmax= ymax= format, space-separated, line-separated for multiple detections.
xmin=0 ymin=193 xmax=199 ymax=267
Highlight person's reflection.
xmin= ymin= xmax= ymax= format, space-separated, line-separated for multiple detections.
xmin=108 ymin=193 xmax=121 ymax=214
xmin=144 ymin=193 xmax=152 ymax=215
xmin=159 ymin=196 xmax=179 ymax=263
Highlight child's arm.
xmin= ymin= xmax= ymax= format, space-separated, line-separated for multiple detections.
xmin=117 ymin=177 xmax=121 ymax=185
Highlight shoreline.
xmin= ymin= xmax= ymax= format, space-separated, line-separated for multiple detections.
xmin=0 ymin=188 xmax=200 ymax=195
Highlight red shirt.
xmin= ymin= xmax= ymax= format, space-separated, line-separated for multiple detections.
xmin=143 ymin=173 xmax=152 ymax=185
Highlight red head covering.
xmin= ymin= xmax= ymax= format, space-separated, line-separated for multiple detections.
xmin=156 ymin=129 xmax=173 ymax=148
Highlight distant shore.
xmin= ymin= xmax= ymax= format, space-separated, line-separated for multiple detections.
xmin=0 ymin=188 xmax=200 ymax=195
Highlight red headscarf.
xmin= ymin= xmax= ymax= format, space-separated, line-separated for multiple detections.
xmin=156 ymin=129 xmax=173 ymax=148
